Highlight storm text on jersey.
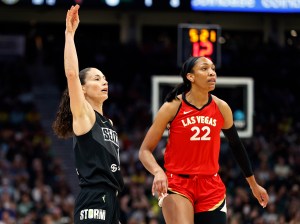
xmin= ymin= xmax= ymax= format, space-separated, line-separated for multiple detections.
xmin=102 ymin=128 xmax=119 ymax=146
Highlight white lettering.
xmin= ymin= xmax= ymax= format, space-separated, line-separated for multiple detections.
xmin=80 ymin=209 xmax=88 ymax=220
xmin=99 ymin=209 xmax=106 ymax=220
xmin=191 ymin=0 xmax=255 ymax=8
xmin=102 ymin=128 xmax=119 ymax=146
xmin=94 ymin=209 xmax=99 ymax=219
xmin=191 ymin=0 xmax=300 ymax=9
xmin=181 ymin=116 xmax=217 ymax=127
xmin=79 ymin=209 xmax=106 ymax=220
xmin=111 ymin=164 xmax=120 ymax=172
xmin=262 ymin=0 xmax=300 ymax=8
xmin=88 ymin=209 xmax=94 ymax=219
xmin=80 ymin=210 xmax=84 ymax=220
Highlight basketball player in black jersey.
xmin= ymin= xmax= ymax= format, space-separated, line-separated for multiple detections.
xmin=52 ymin=5 xmax=124 ymax=223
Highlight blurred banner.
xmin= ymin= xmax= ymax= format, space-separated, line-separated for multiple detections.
xmin=1 ymin=0 xmax=300 ymax=13
xmin=0 ymin=0 xmax=191 ymax=10
xmin=191 ymin=0 xmax=300 ymax=13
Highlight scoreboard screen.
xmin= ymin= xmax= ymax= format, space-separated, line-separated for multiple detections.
xmin=177 ymin=23 xmax=221 ymax=68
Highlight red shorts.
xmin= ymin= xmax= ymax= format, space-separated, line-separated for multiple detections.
xmin=166 ymin=172 xmax=226 ymax=213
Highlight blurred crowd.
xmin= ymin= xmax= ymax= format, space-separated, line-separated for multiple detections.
xmin=0 ymin=22 xmax=299 ymax=224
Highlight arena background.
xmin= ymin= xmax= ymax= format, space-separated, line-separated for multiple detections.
xmin=0 ymin=1 xmax=299 ymax=223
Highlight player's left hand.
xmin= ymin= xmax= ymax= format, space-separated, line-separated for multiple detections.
xmin=251 ymin=184 xmax=269 ymax=208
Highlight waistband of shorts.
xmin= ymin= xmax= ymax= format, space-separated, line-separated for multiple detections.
xmin=80 ymin=183 xmax=119 ymax=196
xmin=167 ymin=171 xmax=218 ymax=179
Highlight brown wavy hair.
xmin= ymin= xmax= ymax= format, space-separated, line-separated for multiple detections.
xmin=52 ymin=68 xmax=92 ymax=139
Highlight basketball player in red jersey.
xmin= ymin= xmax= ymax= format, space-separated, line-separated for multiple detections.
xmin=139 ymin=56 xmax=269 ymax=224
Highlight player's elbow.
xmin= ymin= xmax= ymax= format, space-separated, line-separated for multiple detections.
xmin=65 ymin=69 xmax=78 ymax=79
xmin=138 ymin=146 xmax=149 ymax=162
xmin=138 ymin=148 xmax=144 ymax=162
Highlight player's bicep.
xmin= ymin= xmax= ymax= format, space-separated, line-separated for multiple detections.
xmin=218 ymin=100 xmax=234 ymax=129
xmin=67 ymin=75 xmax=86 ymax=117
xmin=141 ymin=101 xmax=179 ymax=152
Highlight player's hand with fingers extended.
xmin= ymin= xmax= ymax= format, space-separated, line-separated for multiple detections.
xmin=251 ymin=184 xmax=269 ymax=208
xmin=65 ymin=4 xmax=80 ymax=35
xmin=152 ymin=169 xmax=168 ymax=198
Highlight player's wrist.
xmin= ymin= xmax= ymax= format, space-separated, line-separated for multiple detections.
xmin=246 ymin=175 xmax=257 ymax=189
xmin=153 ymin=168 xmax=164 ymax=176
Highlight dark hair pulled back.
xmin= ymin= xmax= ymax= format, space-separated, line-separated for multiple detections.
xmin=164 ymin=56 xmax=201 ymax=102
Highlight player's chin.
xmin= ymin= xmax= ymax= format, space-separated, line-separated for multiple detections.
xmin=208 ymin=85 xmax=216 ymax=91
xmin=99 ymin=94 xmax=109 ymax=102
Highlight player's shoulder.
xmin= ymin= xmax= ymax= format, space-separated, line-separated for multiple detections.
xmin=211 ymin=95 xmax=234 ymax=127
xmin=164 ymin=94 xmax=182 ymax=108
xmin=159 ymin=95 xmax=182 ymax=118
xmin=211 ymin=94 xmax=230 ymax=109
xmin=169 ymin=94 xmax=182 ymax=109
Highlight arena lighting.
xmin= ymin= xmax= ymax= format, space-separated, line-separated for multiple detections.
xmin=46 ymin=0 xmax=55 ymax=6
xmin=105 ymin=0 xmax=120 ymax=7
xmin=170 ymin=0 xmax=180 ymax=8
xmin=290 ymin=30 xmax=297 ymax=37
xmin=1 ymin=0 xmax=20 ymax=4
xmin=32 ymin=0 xmax=43 ymax=5
xmin=145 ymin=0 xmax=152 ymax=7
xmin=32 ymin=0 xmax=56 ymax=5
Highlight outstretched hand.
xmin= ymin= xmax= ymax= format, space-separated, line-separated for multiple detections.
xmin=66 ymin=4 xmax=80 ymax=35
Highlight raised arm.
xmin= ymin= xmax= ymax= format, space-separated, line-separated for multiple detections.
xmin=64 ymin=4 xmax=85 ymax=117
xmin=64 ymin=5 xmax=95 ymax=136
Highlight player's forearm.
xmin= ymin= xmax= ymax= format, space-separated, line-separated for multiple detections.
xmin=139 ymin=149 xmax=164 ymax=176
xmin=64 ymin=33 xmax=79 ymax=77
xmin=222 ymin=124 xmax=253 ymax=177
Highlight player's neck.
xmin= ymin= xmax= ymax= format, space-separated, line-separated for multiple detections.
xmin=185 ymin=90 xmax=209 ymax=109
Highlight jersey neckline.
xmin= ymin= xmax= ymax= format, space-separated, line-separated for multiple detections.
xmin=182 ymin=92 xmax=212 ymax=111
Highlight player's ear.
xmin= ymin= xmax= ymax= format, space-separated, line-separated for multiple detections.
xmin=82 ymin=86 xmax=86 ymax=93
xmin=186 ymin=73 xmax=194 ymax=82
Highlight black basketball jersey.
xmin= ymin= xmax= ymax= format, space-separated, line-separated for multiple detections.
xmin=73 ymin=111 xmax=124 ymax=192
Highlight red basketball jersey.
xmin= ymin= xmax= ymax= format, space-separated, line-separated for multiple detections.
xmin=164 ymin=93 xmax=224 ymax=175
